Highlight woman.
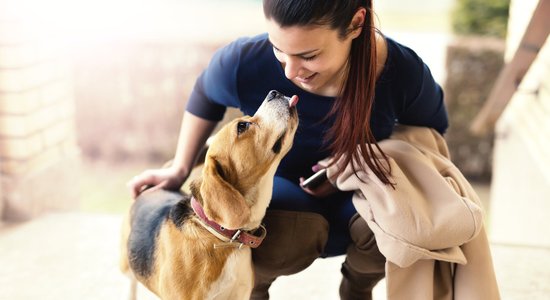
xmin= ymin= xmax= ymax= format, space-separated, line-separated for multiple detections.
xmin=128 ymin=0 xmax=448 ymax=299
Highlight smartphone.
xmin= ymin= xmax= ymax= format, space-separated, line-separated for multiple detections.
xmin=301 ymin=169 xmax=328 ymax=189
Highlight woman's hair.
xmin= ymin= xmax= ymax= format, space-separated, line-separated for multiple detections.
xmin=263 ymin=0 xmax=393 ymax=186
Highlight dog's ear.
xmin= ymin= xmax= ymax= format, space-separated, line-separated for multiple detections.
xmin=200 ymin=156 xmax=251 ymax=230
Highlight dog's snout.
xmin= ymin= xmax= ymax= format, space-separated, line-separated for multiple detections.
xmin=266 ymin=90 xmax=282 ymax=102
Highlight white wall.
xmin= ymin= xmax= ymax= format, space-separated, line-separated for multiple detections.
xmin=489 ymin=0 xmax=550 ymax=247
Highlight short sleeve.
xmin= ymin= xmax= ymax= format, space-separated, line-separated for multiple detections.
xmin=186 ymin=39 xmax=244 ymax=121
xmin=392 ymin=42 xmax=449 ymax=135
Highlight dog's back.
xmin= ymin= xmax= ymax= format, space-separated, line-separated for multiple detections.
xmin=126 ymin=190 xmax=192 ymax=279
xmin=120 ymin=189 xmax=254 ymax=299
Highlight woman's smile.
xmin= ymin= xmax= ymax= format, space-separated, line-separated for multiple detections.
xmin=295 ymin=72 xmax=318 ymax=83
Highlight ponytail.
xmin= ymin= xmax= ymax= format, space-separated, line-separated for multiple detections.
xmin=326 ymin=5 xmax=393 ymax=186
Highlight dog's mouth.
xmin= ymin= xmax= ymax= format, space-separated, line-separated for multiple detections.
xmin=256 ymin=90 xmax=299 ymax=155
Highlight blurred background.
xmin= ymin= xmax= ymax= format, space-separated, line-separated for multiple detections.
xmin=1 ymin=0 xmax=549 ymax=299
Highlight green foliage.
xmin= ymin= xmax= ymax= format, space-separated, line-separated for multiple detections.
xmin=452 ymin=0 xmax=510 ymax=38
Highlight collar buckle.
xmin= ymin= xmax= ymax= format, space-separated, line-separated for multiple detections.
xmin=230 ymin=229 xmax=242 ymax=242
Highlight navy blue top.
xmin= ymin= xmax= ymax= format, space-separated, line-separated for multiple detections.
xmin=186 ymin=33 xmax=448 ymax=181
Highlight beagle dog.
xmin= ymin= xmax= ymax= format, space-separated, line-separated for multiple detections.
xmin=120 ymin=90 xmax=299 ymax=300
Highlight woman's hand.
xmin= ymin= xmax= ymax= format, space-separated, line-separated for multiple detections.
xmin=299 ymin=162 xmax=339 ymax=198
xmin=127 ymin=166 xmax=188 ymax=199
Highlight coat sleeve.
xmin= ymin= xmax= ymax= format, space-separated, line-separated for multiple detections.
xmin=326 ymin=126 xmax=484 ymax=267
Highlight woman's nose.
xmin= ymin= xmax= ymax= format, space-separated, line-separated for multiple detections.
xmin=284 ymin=57 xmax=300 ymax=79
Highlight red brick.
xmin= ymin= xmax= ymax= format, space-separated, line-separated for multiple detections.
xmin=0 ymin=114 xmax=36 ymax=137
xmin=0 ymin=90 xmax=42 ymax=114
xmin=0 ymin=61 xmax=70 ymax=93
xmin=0 ymin=134 xmax=43 ymax=160
xmin=1 ymin=153 xmax=80 ymax=220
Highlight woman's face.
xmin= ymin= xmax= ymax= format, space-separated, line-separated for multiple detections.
xmin=266 ymin=19 xmax=358 ymax=97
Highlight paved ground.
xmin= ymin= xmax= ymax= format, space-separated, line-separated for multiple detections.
xmin=1 ymin=208 xmax=550 ymax=300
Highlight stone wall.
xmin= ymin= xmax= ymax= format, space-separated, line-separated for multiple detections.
xmin=0 ymin=18 xmax=80 ymax=221
xmin=444 ymin=36 xmax=505 ymax=181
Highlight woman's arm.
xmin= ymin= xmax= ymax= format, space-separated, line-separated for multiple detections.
xmin=172 ymin=111 xmax=218 ymax=177
xmin=127 ymin=111 xmax=218 ymax=198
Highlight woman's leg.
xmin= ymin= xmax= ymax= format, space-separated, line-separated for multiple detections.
xmin=320 ymin=190 xmax=356 ymax=256
xmin=251 ymin=177 xmax=385 ymax=299
xmin=320 ymin=193 xmax=385 ymax=299
xmin=339 ymin=214 xmax=386 ymax=300
xmin=251 ymin=176 xmax=329 ymax=299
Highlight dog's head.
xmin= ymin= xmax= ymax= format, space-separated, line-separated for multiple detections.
xmin=194 ymin=90 xmax=299 ymax=230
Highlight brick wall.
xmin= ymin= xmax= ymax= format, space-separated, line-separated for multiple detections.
xmin=0 ymin=18 xmax=80 ymax=221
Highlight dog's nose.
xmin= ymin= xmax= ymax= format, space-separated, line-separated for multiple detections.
xmin=266 ymin=90 xmax=282 ymax=102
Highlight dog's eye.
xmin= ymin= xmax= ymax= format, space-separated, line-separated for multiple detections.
xmin=237 ymin=122 xmax=250 ymax=135
xmin=272 ymin=135 xmax=283 ymax=154
xmin=214 ymin=159 xmax=227 ymax=181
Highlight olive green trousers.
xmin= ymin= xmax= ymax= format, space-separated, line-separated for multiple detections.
xmin=251 ymin=211 xmax=385 ymax=300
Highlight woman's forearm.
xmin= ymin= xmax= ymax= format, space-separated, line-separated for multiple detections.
xmin=172 ymin=111 xmax=218 ymax=177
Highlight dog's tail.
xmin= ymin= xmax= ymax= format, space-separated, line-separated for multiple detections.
xmin=128 ymin=276 xmax=138 ymax=300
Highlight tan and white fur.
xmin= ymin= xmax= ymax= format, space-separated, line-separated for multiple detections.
xmin=120 ymin=90 xmax=299 ymax=300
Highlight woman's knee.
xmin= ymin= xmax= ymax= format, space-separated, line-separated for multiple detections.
xmin=349 ymin=214 xmax=377 ymax=250
xmin=252 ymin=210 xmax=329 ymax=276
xmin=346 ymin=213 xmax=386 ymax=274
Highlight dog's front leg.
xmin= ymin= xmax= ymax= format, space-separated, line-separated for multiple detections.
xmin=128 ymin=276 xmax=137 ymax=300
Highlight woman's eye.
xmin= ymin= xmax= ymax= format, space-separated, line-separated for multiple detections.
xmin=302 ymin=55 xmax=317 ymax=61
xmin=237 ymin=122 xmax=250 ymax=135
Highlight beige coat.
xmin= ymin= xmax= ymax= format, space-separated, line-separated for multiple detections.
xmin=326 ymin=125 xmax=500 ymax=300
